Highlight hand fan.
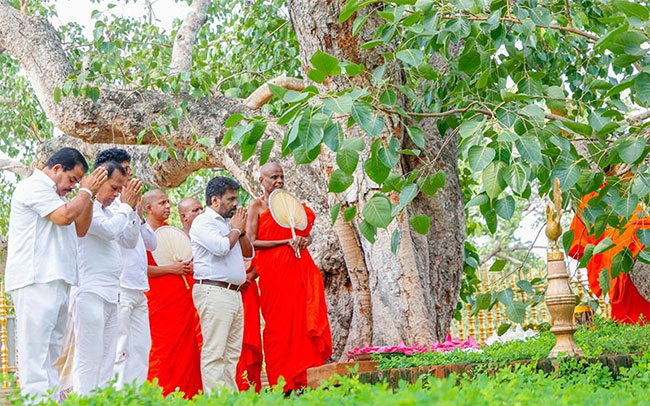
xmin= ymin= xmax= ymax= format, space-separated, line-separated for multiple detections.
xmin=268 ymin=189 xmax=307 ymax=258
xmin=152 ymin=225 xmax=192 ymax=289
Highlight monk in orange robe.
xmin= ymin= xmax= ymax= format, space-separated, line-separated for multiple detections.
xmin=247 ymin=163 xmax=332 ymax=391
xmin=143 ymin=190 xmax=203 ymax=397
xmin=235 ymin=262 xmax=262 ymax=392
xmin=569 ymin=191 xmax=650 ymax=324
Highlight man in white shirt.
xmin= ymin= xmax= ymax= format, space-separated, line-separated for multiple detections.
xmin=5 ymin=148 xmax=107 ymax=401
xmin=72 ymin=160 xmax=142 ymax=395
xmin=190 ymin=176 xmax=253 ymax=392
xmin=94 ymin=149 xmax=157 ymax=388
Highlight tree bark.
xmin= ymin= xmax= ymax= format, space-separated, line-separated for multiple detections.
xmin=287 ymin=0 xmax=465 ymax=347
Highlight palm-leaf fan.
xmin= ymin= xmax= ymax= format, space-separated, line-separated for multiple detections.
xmin=152 ymin=226 xmax=192 ymax=289
xmin=268 ymin=189 xmax=307 ymax=258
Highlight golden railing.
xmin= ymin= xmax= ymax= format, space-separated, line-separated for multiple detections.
xmin=450 ymin=265 xmax=611 ymax=341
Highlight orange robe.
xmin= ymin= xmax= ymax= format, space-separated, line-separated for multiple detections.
xmin=569 ymin=193 xmax=650 ymax=324
xmin=235 ymin=279 xmax=263 ymax=393
xmin=255 ymin=207 xmax=332 ymax=390
xmin=146 ymin=250 xmax=203 ymax=397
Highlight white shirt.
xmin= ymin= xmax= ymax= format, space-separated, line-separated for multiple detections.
xmin=76 ymin=201 xmax=139 ymax=303
xmin=110 ymin=198 xmax=157 ymax=291
xmin=5 ymin=169 xmax=77 ymax=292
xmin=190 ymin=207 xmax=252 ymax=285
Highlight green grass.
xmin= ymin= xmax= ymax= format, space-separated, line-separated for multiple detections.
xmin=373 ymin=317 xmax=650 ymax=370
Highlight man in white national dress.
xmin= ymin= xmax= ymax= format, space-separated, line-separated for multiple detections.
xmin=72 ymin=160 xmax=142 ymax=395
xmin=5 ymin=148 xmax=107 ymax=402
xmin=95 ymin=149 xmax=158 ymax=388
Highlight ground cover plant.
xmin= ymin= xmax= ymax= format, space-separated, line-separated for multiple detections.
xmin=6 ymin=352 xmax=650 ymax=406
xmin=373 ymin=317 xmax=650 ymax=370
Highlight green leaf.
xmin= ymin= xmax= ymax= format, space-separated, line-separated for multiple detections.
xmin=489 ymin=259 xmax=507 ymax=272
xmin=495 ymin=195 xmax=515 ymax=220
xmin=421 ymin=171 xmax=446 ymax=196
xmin=611 ymin=247 xmax=634 ymax=278
xmin=359 ymin=219 xmax=377 ymax=243
xmin=330 ymin=203 xmax=341 ymax=226
xmin=599 ymin=268 xmax=610 ymax=295
xmin=562 ymin=230 xmax=575 ymax=254
xmin=53 ymin=87 xmax=61 ymax=104
xmin=578 ymin=244 xmax=595 ymax=269
xmin=636 ymin=229 xmax=650 ymax=246
xmin=474 ymin=292 xmax=493 ymax=313
xmin=351 ymin=102 xmax=384 ymax=136
xmin=612 ymin=194 xmax=639 ymax=218
xmin=409 ymin=214 xmax=431 ymax=235
xmin=395 ymin=183 xmax=418 ymax=213
xmin=520 ymin=105 xmax=545 ymax=126
xmin=468 ymin=145 xmax=496 ymax=172
xmin=458 ymin=49 xmax=480 ymax=75
xmin=225 ymin=113 xmax=245 ymax=128
xmin=551 ymin=164 xmax=581 ymax=191
xmin=336 ymin=148 xmax=360 ymax=175
xmin=88 ymin=86 xmax=100 ymax=103
xmin=343 ymin=62 xmax=365 ymax=76
xmin=497 ymin=322 xmax=512 ymax=336
xmin=406 ymin=126 xmax=425 ymax=149
xmin=259 ymin=139 xmax=274 ymax=166
xmin=396 ymin=48 xmax=423 ymax=67
xmin=516 ymin=280 xmax=534 ymax=295
xmin=515 ymin=136 xmax=542 ymax=165
xmin=504 ymin=164 xmax=527 ymax=194
xmin=379 ymin=89 xmax=397 ymax=107
xmin=362 ymin=194 xmax=394 ymax=228
xmin=307 ymin=69 xmax=327 ymax=84
xmin=635 ymin=73 xmax=650 ymax=105
xmin=323 ymin=95 xmax=353 ymax=114
xmin=310 ymin=50 xmax=341 ymax=75
xmin=497 ymin=288 xmax=514 ymax=307
xmin=328 ymin=169 xmax=354 ymax=193
xmin=618 ymin=137 xmax=647 ymax=163
xmin=506 ymin=301 xmax=527 ymax=324
xmin=343 ymin=205 xmax=357 ymax=222
xmin=391 ymin=228 xmax=401 ymax=254
xmin=594 ymin=237 xmax=615 ymax=254
xmin=613 ymin=1 xmax=649 ymax=21
xmin=483 ymin=161 xmax=505 ymax=199
xmin=529 ymin=7 xmax=551 ymax=26
xmin=364 ymin=156 xmax=391 ymax=184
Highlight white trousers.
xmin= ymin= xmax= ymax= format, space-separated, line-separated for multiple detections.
xmin=11 ymin=280 xmax=70 ymax=402
xmin=114 ymin=287 xmax=151 ymax=388
xmin=72 ymin=291 xmax=118 ymax=396
xmin=192 ymin=284 xmax=243 ymax=392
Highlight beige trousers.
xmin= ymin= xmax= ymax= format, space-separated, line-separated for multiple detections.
xmin=192 ymin=283 xmax=243 ymax=392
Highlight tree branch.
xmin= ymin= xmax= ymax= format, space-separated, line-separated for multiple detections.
xmin=244 ymin=77 xmax=305 ymax=109
xmin=169 ymin=0 xmax=210 ymax=75
xmin=564 ymin=0 xmax=573 ymax=28
xmin=0 ymin=158 xmax=31 ymax=178
xmin=443 ymin=14 xmax=599 ymax=41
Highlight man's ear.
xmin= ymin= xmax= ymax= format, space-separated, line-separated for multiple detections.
xmin=51 ymin=163 xmax=63 ymax=174
xmin=211 ymin=195 xmax=219 ymax=206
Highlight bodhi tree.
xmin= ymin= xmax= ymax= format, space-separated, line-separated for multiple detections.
xmin=1 ymin=0 xmax=650 ymax=358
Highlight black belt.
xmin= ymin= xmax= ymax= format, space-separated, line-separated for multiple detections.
xmin=196 ymin=279 xmax=241 ymax=291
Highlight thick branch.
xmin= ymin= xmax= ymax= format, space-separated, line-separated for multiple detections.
xmin=245 ymin=77 xmax=305 ymax=109
xmin=0 ymin=158 xmax=31 ymax=178
xmin=169 ymin=0 xmax=210 ymax=75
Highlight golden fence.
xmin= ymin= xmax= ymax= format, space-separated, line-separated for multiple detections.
xmin=449 ymin=266 xmax=611 ymax=342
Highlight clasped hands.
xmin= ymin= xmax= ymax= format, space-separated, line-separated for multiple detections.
xmin=288 ymin=235 xmax=310 ymax=250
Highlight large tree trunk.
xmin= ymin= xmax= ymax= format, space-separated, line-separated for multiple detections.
xmin=0 ymin=0 xmax=465 ymax=360
xmin=288 ymin=0 xmax=465 ymax=347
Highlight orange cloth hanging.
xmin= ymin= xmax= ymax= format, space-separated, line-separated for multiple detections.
xmin=255 ymin=206 xmax=332 ymax=391
xmin=235 ymin=278 xmax=263 ymax=393
xmin=146 ymin=248 xmax=203 ymax=398
xmin=569 ymin=194 xmax=650 ymax=324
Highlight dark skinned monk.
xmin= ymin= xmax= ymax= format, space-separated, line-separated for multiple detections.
xmin=246 ymin=162 xmax=332 ymax=391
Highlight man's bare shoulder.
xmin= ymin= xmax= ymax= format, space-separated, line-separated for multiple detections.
xmin=248 ymin=198 xmax=265 ymax=213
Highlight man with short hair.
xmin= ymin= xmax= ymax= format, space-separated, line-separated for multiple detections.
xmin=95 ymin=149 xmax=158 ymax=388
xmin=191 ymin=176 xmax=253 ymax=392
xmin=144 ymin=189 xmax=203 ymax=398
xmin=178 ymin=197 xmax=203 ymax=237
xmin=6 ymin=147 xmax=107 ymax=401
xmin=72 ymin=160 xmax=142 ymax=395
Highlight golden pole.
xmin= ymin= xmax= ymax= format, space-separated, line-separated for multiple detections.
xmin=483 ymin=268 xmax=494 ymax=337
xmin=1 ymin=281 xmax=9 ymax=388
xmin=457 ymin=318 xmax=465 ymax=341
xmin=466 ymin=303 xmax=476 ymax=339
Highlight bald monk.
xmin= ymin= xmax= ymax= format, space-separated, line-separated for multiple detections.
xmin=246 ymin=162 xmax=332 ymax=391
xmin=178 ymin=197 xmax=204 ymax=238
xmin=143 ymin=190 xmax=203 ymax=397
